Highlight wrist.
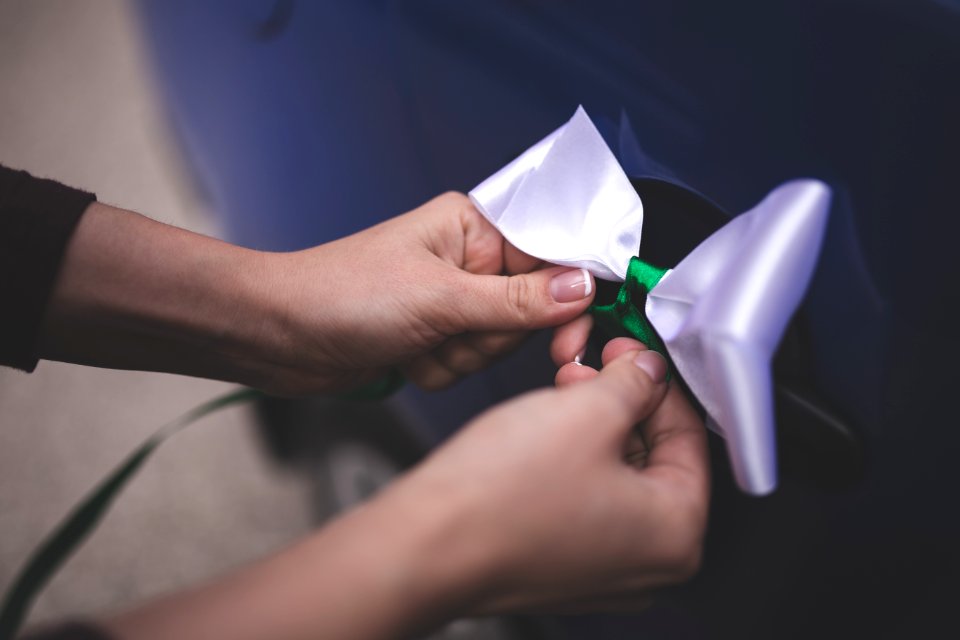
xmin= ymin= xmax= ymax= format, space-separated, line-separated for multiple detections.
xmin=380 ymin=470 xmax=508 ymax=614
xmin=226 ymin=248 xmax=343 ymax=394
xmin=308 ymin=476 xmax=498 ymax=636
xmin=213 ymin=248 xmax=296 ymax=389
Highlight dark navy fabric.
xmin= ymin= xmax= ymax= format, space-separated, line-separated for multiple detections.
xmin=136 ymin=2 xmax=960 ymax=637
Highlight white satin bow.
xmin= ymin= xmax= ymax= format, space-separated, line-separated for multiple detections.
xmin=469 ymin=106 xmax=830 ymax=495
xmin=469 ymin=106 xmax=643 ymax=281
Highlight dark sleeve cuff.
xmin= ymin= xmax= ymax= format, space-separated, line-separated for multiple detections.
xmin=0 ymin=166 xmax=96 ymax=372
xmin=19 ymin=621 xmax=115 ymax=640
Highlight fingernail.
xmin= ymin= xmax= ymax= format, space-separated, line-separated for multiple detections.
xmin=634 ymin=351 xmax=667 ymax=383
xmin=549 ymin=268 xmax=592 ymax=303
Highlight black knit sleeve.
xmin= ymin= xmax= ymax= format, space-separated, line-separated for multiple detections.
xmin=18 ymin=621 xmax=115 ymax=640
xmin=0 ymin=165 xmax=96 ymax=372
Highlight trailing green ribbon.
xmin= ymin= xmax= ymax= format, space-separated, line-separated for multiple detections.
xmin=0 ymin=373 xmax=403 ymax=640
xmin=337 ymin=368 xmax=406 ymax=401
xmin=589 ymin=256 xmax=670 ymax=358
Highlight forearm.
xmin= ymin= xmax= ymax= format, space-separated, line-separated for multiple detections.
xmin=30 ymin=192 xmax=597 ymax=394
xmin=102 ymin=484 xmax=482 ymax=640
xmin=37 ymin=203 xmax=285 ymax=387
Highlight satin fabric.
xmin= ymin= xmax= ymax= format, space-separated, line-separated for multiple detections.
xmin=469 ymin=106 xmax=643 ymax=282
xmin=646 ymin=181 xmax=831 ymax=493
xmin=470 ymin=107 xmax=830 ymax=495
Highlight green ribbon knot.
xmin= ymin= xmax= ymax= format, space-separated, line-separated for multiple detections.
xmin=589 ymin=256 xmax=670 ymax=359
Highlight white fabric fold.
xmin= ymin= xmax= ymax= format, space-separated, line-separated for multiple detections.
xmin=646 ymin=180 xmax=831 ymax=494
xmin=470 ymin=107 xmax=831 ymax=495
xmin=469 ymin=106 xmax=643 ymax=281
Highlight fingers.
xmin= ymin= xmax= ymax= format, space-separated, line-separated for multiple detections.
xmin=402 ymin=330 xmax=528 ymax=390
xmin=566 ymin=348 xmax=669 ymax=438
xmin=555 ymin=337 xmax=652 ymax=388
xmin=449 ymin=266 xmax=595 ymax=333
xmin=442 ymin=331 xmax=527 ymax=371
xmin=452 ymin=191 xmax=545 ymax=276
xmin=639 ymin=383 xmax=710 ymax=495
xmin=555 ymin=360 xmax=598 ymax=387
xmin=597 ymin=337 xmax=708 ymax=493
xmin=550 ymin=314 xmax=593 ymax=366
xmin=421 ymin=195 xmax=595 ymax=334
xmin=556 ymin=337 xmax=677 ymax=472
xmin=624 ymin=427 xmax=651 ymax=468
xmin=401 ymin=352 xmax=459 ymax=390
xmin=502 ymin=240 xmax=543 ymax=275
xmin=445 ymin=193 xmax=543 ymax=276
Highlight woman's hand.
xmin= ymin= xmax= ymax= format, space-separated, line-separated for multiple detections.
xmin=40 ymin=194 xmax=595 ymax=395
xmin=254 ymin=192 xmax=596 ymax=394
xmin=386 ymin=336 xmax=710 ymax=615
xmin=102 ymin=338 xmax=709 ymax=640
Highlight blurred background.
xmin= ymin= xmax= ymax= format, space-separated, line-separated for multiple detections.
xmin=0 ymin=0 xmax=318 ymax=628
xmin=2 ymin=1 xmax=959 ymax=639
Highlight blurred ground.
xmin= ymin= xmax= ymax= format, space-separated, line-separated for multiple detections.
xmin=0 ymin=0 xmax=315 ymax=626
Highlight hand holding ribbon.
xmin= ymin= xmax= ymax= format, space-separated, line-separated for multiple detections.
xmin=41 ymin=195 xmax=596 ymax=398
xmin=264 ymin=191 xmax=596 ymax=394
xmin=470 ymin=106 xmax=830 ymax=495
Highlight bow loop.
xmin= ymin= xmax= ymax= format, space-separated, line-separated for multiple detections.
xmin=469 ymin=106 xmax=643 ymax=281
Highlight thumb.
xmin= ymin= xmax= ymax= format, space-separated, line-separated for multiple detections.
xmin=573 ymin=349 xmax=669 ymax=437
xmin=451 ymin=266 xmax=595 ymax=332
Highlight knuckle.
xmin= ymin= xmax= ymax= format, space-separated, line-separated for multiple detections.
xmin=469 ymin=331 xmax=520 ymax=357
xmin=403 ymin=358 xmax=457 ymax=391
xmin=593 ymin=386 xmax=636 ymax=427
xmin=656 ymin=496 xmax=707 ymax=582
xmin=599 ymin=361 xmax=658 ymax=421
xmin=416 ymin=370 xmax=456 ymax=391
xmin=441 ymin=344 xmax=486 ymax=374
xmin=435 ymin=190 xmax=470 ymax=208
xmin=429 ymin=273 xmax=471 ymax=333
xmin=662 ymin=544 xmax=704 ymax=584
xmin=505 ymin=275 xmax=535 ymax=323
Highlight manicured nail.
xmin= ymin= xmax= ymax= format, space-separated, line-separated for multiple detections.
xmin=634 ymin=351 xmax=667 ymax=383
xmin=549 ymin=268 xmax=592 ymax=303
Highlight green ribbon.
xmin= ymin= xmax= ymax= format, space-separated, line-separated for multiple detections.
xmin=0 ymin=373 xmax=403 ymax=640
xmin=337 ymin=368 xmax=406 ymax=401
xmin=589 ymin=256 xmax=670 ymax=359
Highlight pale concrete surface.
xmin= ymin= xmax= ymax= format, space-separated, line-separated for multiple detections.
xmin=0 ymin=0 xmax=315 ymax=626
